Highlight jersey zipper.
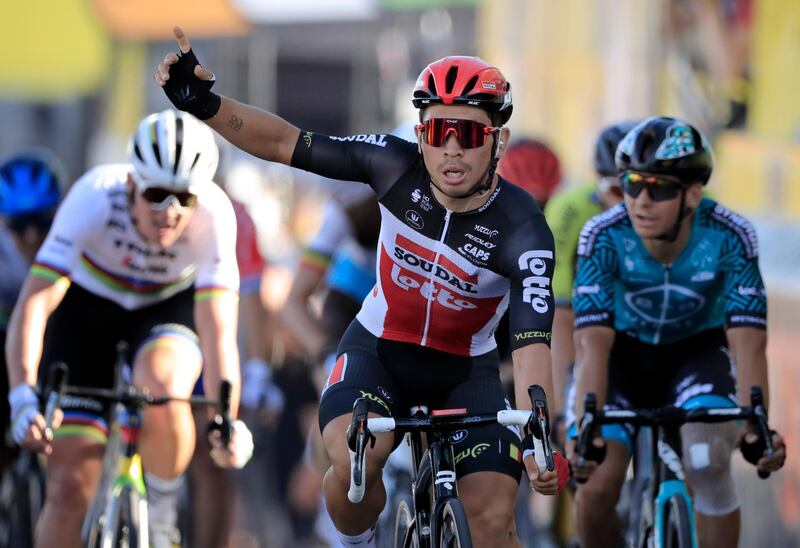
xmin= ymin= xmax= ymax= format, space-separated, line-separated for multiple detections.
xmin=420 ymin=209 xmax=452 ymax=346
xmin=654 ymin=265 xmax=671 ymax=344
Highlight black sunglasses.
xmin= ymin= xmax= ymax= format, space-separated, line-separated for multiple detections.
xmin=6 ymin=211 xmax=54 ymax=234
xmin=140 ymin=187 xmax=198 ymax=210
xmin=620 ymin=172 xmax=685 ymax=202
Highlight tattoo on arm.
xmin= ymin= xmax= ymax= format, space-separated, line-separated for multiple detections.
xmin=228 ymin=115 xmax=243 ymax=132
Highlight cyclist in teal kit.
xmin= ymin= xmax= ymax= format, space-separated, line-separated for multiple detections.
xmin=568 ymin=117 xmax=786 ymax=548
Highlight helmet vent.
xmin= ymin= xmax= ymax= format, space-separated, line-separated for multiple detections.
xmin=427 ymin=74 xmax=437 ymax=97
xmin=151 ymin=135 xmax=162 ymax=167
xmin=444 ymin=65 xmax=459 ymax=94
xmin=173 ymin=116 xmax=184 ymax=175
xmin=133 ymin=142 xmax=144 ymax=163
xmin=190 ymin=152 xmax=202 ymax=170
xmin=464 ymin=75 xmax=478 ymax=95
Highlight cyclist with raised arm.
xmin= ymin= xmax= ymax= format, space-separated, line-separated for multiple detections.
xmin=155 ymin=27 xmax=569 ymax=547
xmin=0 ymin=150 xmax=65 ymax=474
xmin=4 ymin=110 xmax=254 ymax=548
xmin=567 ymin=117 xmax=786 ymax=548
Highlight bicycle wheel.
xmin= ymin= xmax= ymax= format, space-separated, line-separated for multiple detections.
xmin=437 ymin=499 xmax=472 ymax=548
xmin=100 ymin=485 xmax=147 ymax=548
xmin=84 ymin=419 xmax=123 ymax=547
xmin=632 ymin=486 xmax=654 ymax=548
xmin=394 ymin=496 xmax=418 ymax=548
xmin=0 ymin=451 xmax=47 ymax=548
xmin=662 ymin=495 xmax=693 ymax=548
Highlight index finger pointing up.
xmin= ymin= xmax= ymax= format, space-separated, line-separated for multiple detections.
xmin=173 ymin=26 xmax=191 ymax=54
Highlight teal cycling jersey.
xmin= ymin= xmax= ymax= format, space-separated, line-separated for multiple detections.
xmin=573 ymin=197 xmax=767 ymax=344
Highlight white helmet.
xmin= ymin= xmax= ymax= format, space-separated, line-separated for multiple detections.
xmin=129 ymin=109 xmax=219 ymax=193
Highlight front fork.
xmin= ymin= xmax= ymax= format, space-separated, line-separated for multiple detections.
xmin=652 ymin=426 xmax=698 ymax=548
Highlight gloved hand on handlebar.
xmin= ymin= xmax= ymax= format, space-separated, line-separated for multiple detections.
xmin=208 ymin=419 xmax=254 ymax=469
xmin=522 ymin=434 xmax=570 ymax=495
xmin=740 ymin=429 xmax=786 ymax=476
xmin=9 ymin=383 xmax=61 ymax=454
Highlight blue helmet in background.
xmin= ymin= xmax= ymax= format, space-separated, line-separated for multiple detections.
xmin=0 ymin=149 xmax=65 ymax=218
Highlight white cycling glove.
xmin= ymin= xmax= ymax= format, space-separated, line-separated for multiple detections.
xmin=240 ymin=358 xmax=284 ymax=413
xmin=211 ymin=419 xmax=254 ymax=469
xmin=9 ymin=383 xmax=39 ymax=445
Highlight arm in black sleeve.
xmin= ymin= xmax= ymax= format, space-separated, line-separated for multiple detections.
xmin=502 ymin=212 xmax=556 ymax=351
xmin=290 ymin=131 xmax=419 ymax=199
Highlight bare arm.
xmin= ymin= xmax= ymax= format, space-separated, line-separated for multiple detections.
xmin=239 ymin=290 xmax=270 ymax=362
xmin=195 ymin=293 xmax=241 ymax=417
xmin=511 ymin=343 xmax=553 ymax=412
xmin=6 ymin=275 xmax=69 ymax=388
xmin=726 ymin=326 xmax=769 ymax=409
xmin=154 ymin=27 xmax=300 ymax=165
xmin=550 ymin=306 xmax=574 ymax=415
xmin=280 ymin=266 xmax=328 ymax=360
xmin=206 ymin=97 xmax=300 ymax=165
xmin=573 ymin=326 xmax=615 ymax=417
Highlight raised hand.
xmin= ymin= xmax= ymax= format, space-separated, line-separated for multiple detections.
xmin=154 ymin=26 xmax=220 ymax=119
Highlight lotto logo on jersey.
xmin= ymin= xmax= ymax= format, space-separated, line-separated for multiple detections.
xmin=391 ymin=264 xmax=478 ymax=311
xmin=518 ymin=250 xmax=554 ymax=313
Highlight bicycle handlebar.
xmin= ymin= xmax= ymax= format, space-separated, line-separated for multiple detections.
xmin=43 ymin=362 xmax=232 ymax=436
xmin=575 ymin=386 xmax=775 ymax=479
xmin=347 ymin=384 xmax=556 ymax=504
xmin=42 ymin=362 xmax=68 ymax=438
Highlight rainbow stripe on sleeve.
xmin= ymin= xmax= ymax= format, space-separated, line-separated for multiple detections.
xmin=31 ymin=261 xmax=71 ymax=284
xmin=195 ymin=286 xmax=239 ymax=302
xmin=300 ymin=248 xmax=331 ymax=274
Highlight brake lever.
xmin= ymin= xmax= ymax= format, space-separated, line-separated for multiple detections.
xmin=528 ymin=384 xmax=554 ymax=472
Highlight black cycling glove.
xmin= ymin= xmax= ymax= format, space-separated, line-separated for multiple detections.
xmin=740 ymin=429 xmax=777 ymax=465
xmin=162 ymin=48 xmax=221 ymax=120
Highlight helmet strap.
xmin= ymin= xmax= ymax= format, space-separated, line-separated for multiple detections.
xmin=428 ymin=132 xmax=499 ymax=201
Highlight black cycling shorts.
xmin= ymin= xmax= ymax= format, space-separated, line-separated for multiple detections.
xmin=567 ymin=327 xmax=736 ymax=452
xmin=40 ymin=283 xmax=199 ymax=442
xmin=319 ymin=320 xmax=523 ymax=482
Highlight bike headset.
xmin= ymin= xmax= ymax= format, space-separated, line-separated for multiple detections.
xmin=615 ymin=116 xmax=714 ymax=242
xmin=0 ymin=148 xmax=65 ymax=220
xmin=412 ymin=56 xmax=513 ymax=199
xmin=496 ymin=138 xmax=561 ymax=207
xmin=128 ymin=109 xmax=219 ymax=203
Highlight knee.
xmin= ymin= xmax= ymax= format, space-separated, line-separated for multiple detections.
xmin=464 ymin=496 xmax=515 ymax=543
xmin=681 ymin=423 xmax=740 ymax=515
xmin=575 ymin=471 xmax=623 ymax=515
xmin=46 ymin=467 xmax=94 ymax=516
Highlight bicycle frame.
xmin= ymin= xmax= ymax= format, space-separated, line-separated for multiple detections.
xmin=576 ymin=389 xmax=773 ymax=548
xmin=406 ymin=417 xmax=462 ymax=546
xmin=636 ymin=423 xmax=698 ymax=548
xmin=100 ymin=404 xmax=149 ymax=547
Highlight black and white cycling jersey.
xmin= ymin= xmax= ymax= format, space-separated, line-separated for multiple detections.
xmin=292 ymin=132 xmax=555 ymax=357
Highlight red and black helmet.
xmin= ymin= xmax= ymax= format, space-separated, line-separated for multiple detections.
xmin=412 ymin=56 xmax=513 ymax=126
